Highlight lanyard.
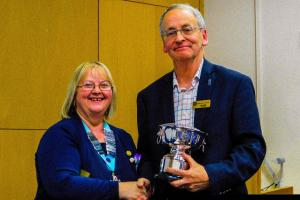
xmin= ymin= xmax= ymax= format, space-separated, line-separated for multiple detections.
xmin=82 ymin=121 xmax=119 ymax=181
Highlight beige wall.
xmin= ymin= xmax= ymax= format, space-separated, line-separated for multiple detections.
xmin=204 ymin=0 xmax=261 ymax=194
xmin=257 ymin=0 xmax=300 ymax=193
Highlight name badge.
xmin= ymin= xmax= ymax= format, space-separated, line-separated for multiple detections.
xmin=80 ymin=169 xmax=90 ymax=177
xmin=193 ymin=100 xmax=211 ymax=109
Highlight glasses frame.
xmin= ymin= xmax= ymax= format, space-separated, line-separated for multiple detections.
xmin=162 ymin=25 xmax=201 ymax=40
xmin=77 ymin=81 xmax=113 ymax=91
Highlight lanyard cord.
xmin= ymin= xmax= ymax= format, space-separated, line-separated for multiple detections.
xmin=82 ymin=121 xmax=118 ymax=181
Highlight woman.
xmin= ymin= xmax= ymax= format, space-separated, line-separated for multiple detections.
xmin=35 ymin=61 xmax=148 ymax=200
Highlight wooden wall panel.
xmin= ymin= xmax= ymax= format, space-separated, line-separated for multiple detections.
xmin=0 ymin=0 xmax=99 ymax=129
xmin=99 ymin=0 xmax=200 ymax=143
xmin=123 ymin=0 xmax=199 ymax=7
xmin=246 ymin=170 xmax=261 ymax=194
xmin=0 ymin=130 xmax=44 ymax=199
xmin=0 ymin=0 xmax=99 ymax=199
xmin=99 ymin=0 xmax=171 ymax=143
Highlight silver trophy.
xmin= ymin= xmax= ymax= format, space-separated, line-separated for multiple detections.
xmin=156 ymin=123 xmax=207 ymax=181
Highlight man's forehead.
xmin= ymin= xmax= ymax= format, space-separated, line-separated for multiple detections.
xmin=163 ymin=9 xmax=196 ymax=28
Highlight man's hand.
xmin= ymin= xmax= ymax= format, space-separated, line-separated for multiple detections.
xmin=166 ymin=153 xmax=210 ymax=192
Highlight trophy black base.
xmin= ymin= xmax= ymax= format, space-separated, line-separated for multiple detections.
xmin=154 ymin=172 xmax=181 ymax=182
xmin=151 ymin=173 xmax=181 ymax=199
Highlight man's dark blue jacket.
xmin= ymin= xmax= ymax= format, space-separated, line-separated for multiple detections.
xmin=137 ymin=59 xmax=266 ymax=198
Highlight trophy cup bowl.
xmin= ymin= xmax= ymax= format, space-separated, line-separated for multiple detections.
xmin=156 ymin=123 xmax=207 ymax=181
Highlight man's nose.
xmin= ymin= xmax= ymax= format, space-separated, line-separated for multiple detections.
xmin=175 ymin=31 xmax=185 ymax=42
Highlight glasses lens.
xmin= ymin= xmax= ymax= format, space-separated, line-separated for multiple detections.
xmin=99 ymin=82 xmax=112 ymax=90
xmin=164 ymin=26 xmax=199 ymax=39
xmin=78 ymin=81 xmax=112 ymax=91
xmin=83 ymin=83 xmax=94 ymax=90
xmin=182 ymin=26 xmax=195 ymax=35
xmin=166 ymin=29 xmax=177 ymax=37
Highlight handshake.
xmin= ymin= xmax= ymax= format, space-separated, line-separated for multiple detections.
xmin=119 ymin=178 xmax=152 ymax=200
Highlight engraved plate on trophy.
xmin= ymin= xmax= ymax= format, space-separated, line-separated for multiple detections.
xmin=156 ymin=123 xmax=207 ymax=181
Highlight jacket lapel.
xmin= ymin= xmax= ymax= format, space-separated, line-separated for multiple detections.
xmin=160 ymin=72 xmax=175 ymax=124
xmin=194 ymin=59 xmax=215 ymax=130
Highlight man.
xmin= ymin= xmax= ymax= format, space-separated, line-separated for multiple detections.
xmin=136 ymin=3 xmax=266 ymax=198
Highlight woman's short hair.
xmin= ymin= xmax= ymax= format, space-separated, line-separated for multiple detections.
xmin=61 ymin=61 xmax=116 ymax=120
xmin=159 ymin=3 xmax=206 ymax=36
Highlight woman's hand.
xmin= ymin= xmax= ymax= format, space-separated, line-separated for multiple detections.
xmin=137 ymin=178 xmax=152 ymax=198
xmin=119 ymin=180 xmax=149 ymax=200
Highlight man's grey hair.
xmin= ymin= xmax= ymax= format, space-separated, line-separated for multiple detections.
xmin=159 ymin=4 xmax=206 ymax=36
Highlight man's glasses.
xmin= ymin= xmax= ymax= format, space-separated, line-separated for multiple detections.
xmin=77 ymin=81 xmax=112 ymax=91
xmin=162 ymin=25 xmax=201 ymax=39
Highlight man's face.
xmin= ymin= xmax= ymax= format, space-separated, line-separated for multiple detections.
xmin=162 ymin=8 xmax=207 ymax=61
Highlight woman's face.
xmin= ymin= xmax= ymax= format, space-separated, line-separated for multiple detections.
xmin=75 ymin=68 xmax=113 ymax=121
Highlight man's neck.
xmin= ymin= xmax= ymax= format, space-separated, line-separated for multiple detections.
xmin=174 ymin=56 xmax=203 ymax=88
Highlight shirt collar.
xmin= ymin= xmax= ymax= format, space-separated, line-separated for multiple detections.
xmin=173 ymin=59 xmax=204 ymax=89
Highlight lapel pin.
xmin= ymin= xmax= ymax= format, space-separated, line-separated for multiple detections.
xmin=126 ymin=150 xmax=132 ymax=157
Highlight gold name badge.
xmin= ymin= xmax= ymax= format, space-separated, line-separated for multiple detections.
xmin=80 ymin=169 xmax=90 ymax=177
xmin=192 ymin=100 xmax=211 ymax=109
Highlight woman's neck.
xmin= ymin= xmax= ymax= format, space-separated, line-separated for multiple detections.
xmin=76 ymin=110 xmax=106 ymax=142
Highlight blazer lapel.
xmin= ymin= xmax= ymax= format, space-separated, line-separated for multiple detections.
xmin=160 ymin=72 xmax=175 ymax=124
xmin=194 ymin=59 xmax=215 ymax=130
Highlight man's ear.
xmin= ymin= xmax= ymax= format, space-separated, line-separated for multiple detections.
xmin=201 ymin=29 xmax=208 ymax=46
xmin=163 ymin=43 xmax=168 ymax=53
